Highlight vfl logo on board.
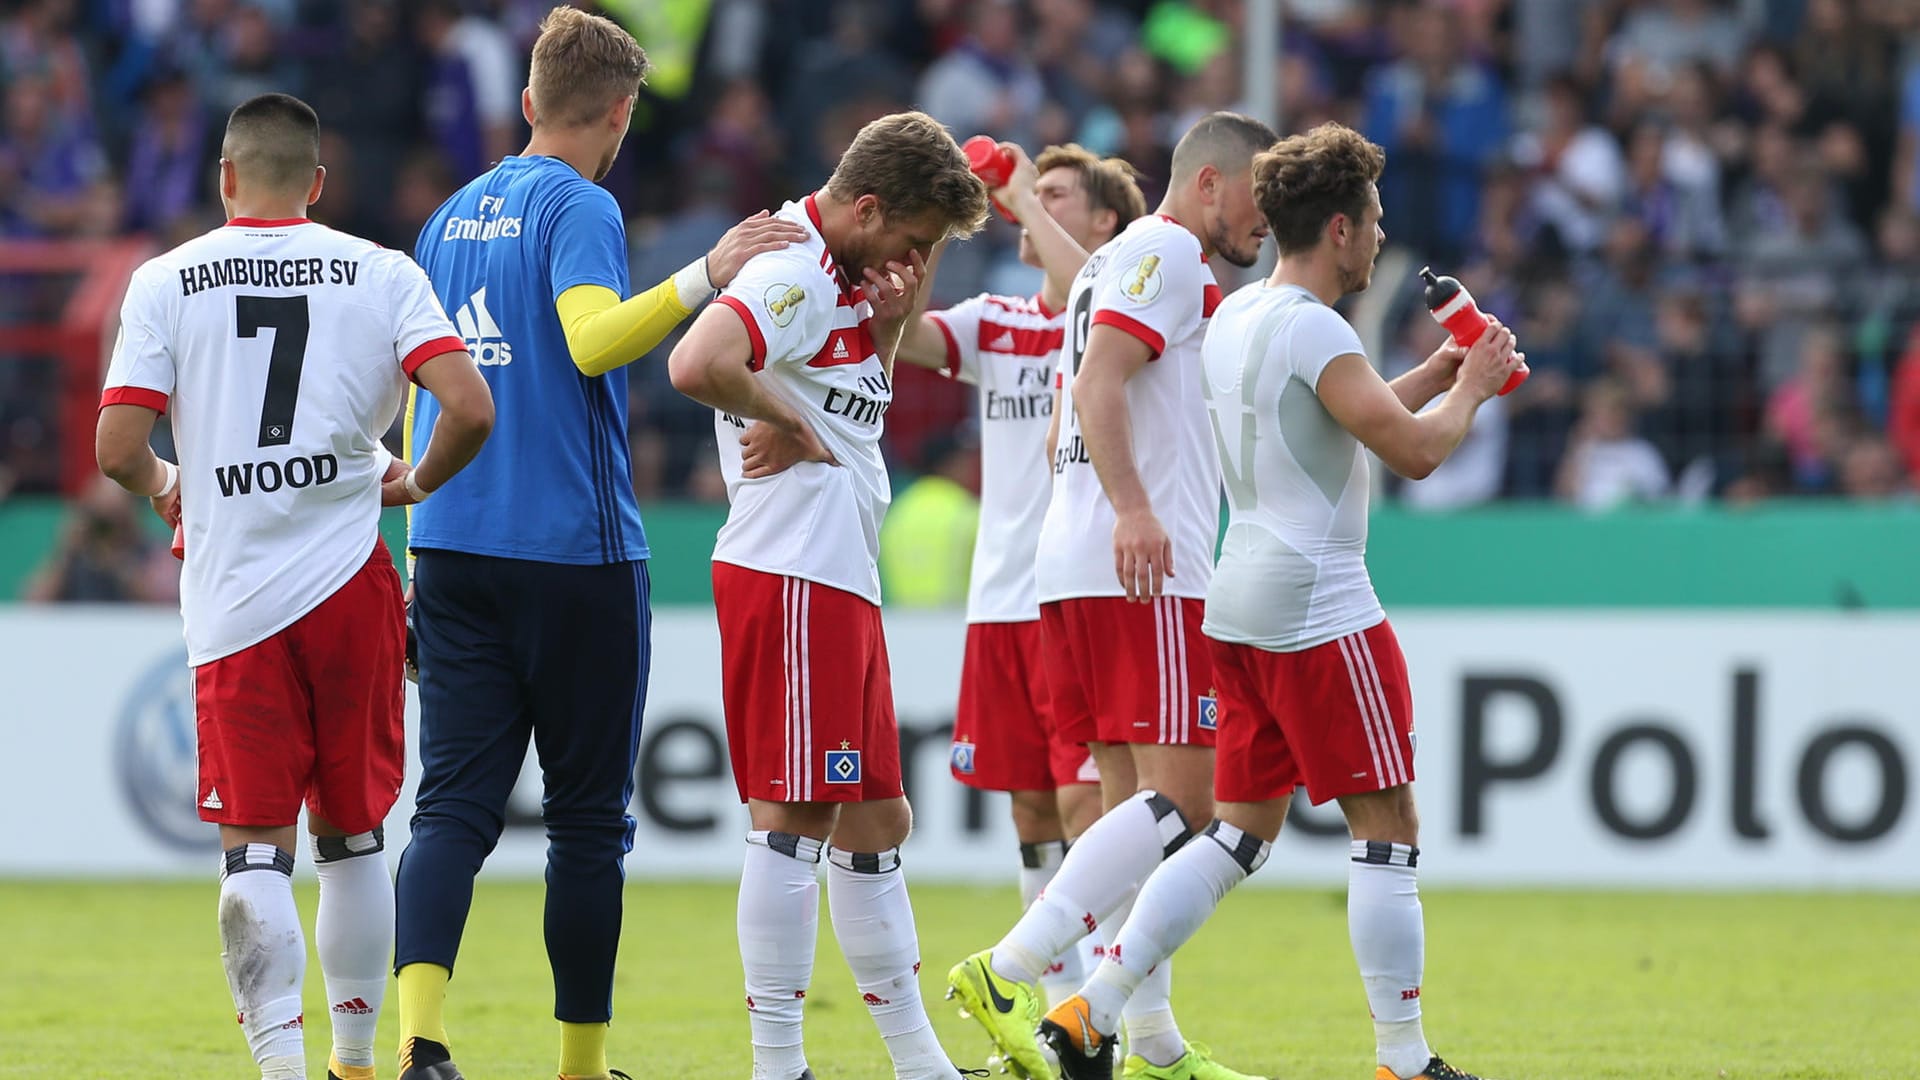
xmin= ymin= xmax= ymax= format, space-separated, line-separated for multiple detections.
xmin=115 ymin=649 xmax=220 ymax=852
xmin=950 ymin=739 xmax=976 ymax=775
xmin=825 ymin=743 xmax=862 ymax=784
xmin=1198 ymin=694 xmax=1218 ymax=732
xmin=454 ymin=286 xmax=512 ymax=366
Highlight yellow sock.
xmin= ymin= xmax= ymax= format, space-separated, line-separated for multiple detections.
xmin=396 ymin=962 xmax=451 ymax=1050
xmin=557 ymin=1020 xmax=609 ymax=1079
xmin=327 ymin=1059 xmax=375 ymax=1080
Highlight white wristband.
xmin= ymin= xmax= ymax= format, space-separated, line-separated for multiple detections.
xmin=403 ymin=470 xmax=433 ymax=503
xmin=152 ymin=461 xmax=179 ymax=499
xmin=673 ymin=256 xmax=717 ymax=312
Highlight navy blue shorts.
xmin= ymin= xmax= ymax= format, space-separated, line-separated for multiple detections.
xmin=409 ymin=549 xmax=651 ymax=835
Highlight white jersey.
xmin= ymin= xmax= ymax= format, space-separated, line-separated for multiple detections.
xmin=710 ymin=194 xmax=892 ymax=604
xmin=102 ymin=217 xmax=464 ymax=664
xmin=1200 ymin=283 xmax=1385 ymax=651
xmin=927 ymin=292 xmax=1061 ymax=623
xmin=1034 ymin=215 xmax=1224 ymax=604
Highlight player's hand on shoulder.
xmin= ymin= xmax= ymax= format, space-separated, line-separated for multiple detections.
xmin=863 ymin=250 xmax=925 ymax=323
xmin=1112 ymin=506 xmax=1173 ymax=602
xmin=740 ymin=418 xmax=838 ymax=479
xmin=1457 ymin=318 xmax=1521 ymax=402
xmin=707 ymin=210 xmax=810 ymax=289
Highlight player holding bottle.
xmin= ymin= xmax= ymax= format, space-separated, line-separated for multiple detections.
xmin=893 ymin=140 xmax=1146 ymax=1007
xmin=946 ymin=111 xmax=1277 ymax=1080
xmin=95 ymin=93 xmax=493 ymax=1080
xmin=1042 ymin=123 xmax=1519 ymax=1080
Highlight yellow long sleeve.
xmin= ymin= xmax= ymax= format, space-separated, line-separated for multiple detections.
xmin=556 ymin=278 xmax=696 ymax=377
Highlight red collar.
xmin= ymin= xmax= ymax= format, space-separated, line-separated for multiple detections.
xmin=1034 ymin=292 xmax=1061 ymax=318
xmin=225 ymin=217 xmax=311 ymax=228
xmin=804 ymin=191 xmax=826 ymax=235
xmin=805 ymin=191 xmax=863 ymax=304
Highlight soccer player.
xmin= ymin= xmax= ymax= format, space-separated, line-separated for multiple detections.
xmin=95 ymin=93 xmax=494 ymax=1080
xmin=945 ymin=111 xmax=1277 ymax=1080
xmin=1042 ymin=124 xmax=1519 ymax=1080
xmin=392 ymin=9 xmax=804 ymax=1080
xmin=893 ymin=141 xmax=1146 ymax=1007
xmin=666 ymin=110 xmax=989 ymax=1080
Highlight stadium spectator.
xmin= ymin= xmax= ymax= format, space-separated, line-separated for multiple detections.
xmin=916 ymin=0 xmax=1046 ymax=150
xmin=1557 ymin=377 xmax=1672 ymax=510
xmin=877 ymin=429 xmax=980 ymax=608
xmin=20 ymin=476 xmax=175 ymax=603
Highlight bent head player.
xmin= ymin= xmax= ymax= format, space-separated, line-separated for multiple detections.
xmin=95 ymin=92 xmax=492 ymax=1080
xmin=1045 ymin=122 xmax=1521 ymax=1080
xmin=668 ymin=110 xmax=989 ymax=1080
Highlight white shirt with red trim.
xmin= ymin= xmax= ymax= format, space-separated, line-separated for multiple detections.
xmin=710 ymin=194 xmax=893 ymax=605
xmin=927 ymin=292 xmax=1062 ymax=623
xmin=1200 ymin=283 xmax=1383 ymax=651
xmin=1035 ymin=214 xmax=1224 ymax=604
xmin=103 ymin=217 xmax=462 ymax=664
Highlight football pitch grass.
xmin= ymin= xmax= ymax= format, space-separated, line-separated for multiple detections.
xmin=1 ymin=881 xmax=1912 ymax=1078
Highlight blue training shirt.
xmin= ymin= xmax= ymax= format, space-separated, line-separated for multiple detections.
xmin=410 ymin=155 xmax=648 ymax=565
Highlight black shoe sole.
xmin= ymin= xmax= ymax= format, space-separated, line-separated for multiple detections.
xmin=1038 ymin=1017 xmax=1114 ymax=1080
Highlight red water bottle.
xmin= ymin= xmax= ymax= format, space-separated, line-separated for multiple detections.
xmin=170 ymin=522 xmax=184 ymax=560
xmin=962 ymin=136 xmax=1019 ymax=223
xmin=1420 ymin=266 xmax=1527 ymax=396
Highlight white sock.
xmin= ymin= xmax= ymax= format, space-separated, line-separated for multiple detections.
xmin=1084 ymin=820 xmax=1268 ymax=1039
xmin=992 ymin=792 xmax=1189 ymax=984
xmin=741 ymin=831 xmax=823 ymax=1080
xmin=218 ymin=844 xmax=306 ymax=1075
xmin=1349 ymin=841 xmax=1431 ymax=1079
xmin=827 ymin=847 xmax=954 ymax=1080
xmin=1019 ymin=840 xmax=1085 ymax=1005
xmin=313 ymin=830 xmax=392 ymax=1069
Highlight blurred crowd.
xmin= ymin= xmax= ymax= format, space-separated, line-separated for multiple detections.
xmin=7 ymin=0 xmax=1920 ymax=560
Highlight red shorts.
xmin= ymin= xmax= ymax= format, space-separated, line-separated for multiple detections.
xmin=951 ymin=621 xmax=1097 ymax=791
xmin=194 ymin=542 xmax=406 ymax=833
xmin=1210 ymin=620 xmax=1415 ymax=805
xmin=1040 ymin=596 xmax=1215 ymax=748
xmin=714 ymin=564 xmax=905 ymax=804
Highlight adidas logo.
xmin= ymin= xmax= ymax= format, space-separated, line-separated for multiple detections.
xmin=201 ymin=787 xmax=224 ymax=810
xmin=989 ymin=330 xmax=1015 ymax=350
xmin=832 ymin=337 xmax=850 ymax=360
xmin=454 ymin=286 xmax=513 ymax=366
xmin=332 ymin=997 xmax=374 ymax=1015
xmin=862 ymin=991 xmax=892 ymax=1006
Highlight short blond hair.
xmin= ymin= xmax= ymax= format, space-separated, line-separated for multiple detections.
xmin=529 ymin=6 xmax=649 ymax=128
xmin=1033 ymin=143 xmax=1147 ymax=232
xmin=824 ymin=111 xmax=989 ymax=239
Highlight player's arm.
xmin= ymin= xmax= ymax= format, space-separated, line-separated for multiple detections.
xmin=1317 ymin=320 xmax=1520 ymax=480
xmin=894 ymin=239 xmax=954 ymax=373
xmin=558 ymin=212 xmax=808 ymax=377
xmin=993 ymin=143 xmax=1092 ymax=297
xmin=96 ymin=404 xmax=174 ymax=513
xmin=1071 ymin=325 xmax=1167 ymax=600
xmin=390 ymin=350 xmax=493 ymax=504
xmin=863 ymin=250 xmax=927 ymax=378
xmin=668 ymin=303 xmax=832 ymax=472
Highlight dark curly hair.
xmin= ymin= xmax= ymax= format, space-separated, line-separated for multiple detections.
xmin=1252 ymin=123 xmax=1386 ymax=256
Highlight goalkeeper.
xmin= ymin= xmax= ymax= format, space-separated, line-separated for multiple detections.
xmin=392 ymin=8 xmax=804 ymax=1080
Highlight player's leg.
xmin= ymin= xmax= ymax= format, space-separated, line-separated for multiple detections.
xmin=300 ymin=543 xmax=407 ymax=1080
xmin=195 ymin=636 xmax=313 ymax=1080
xmin=1051 ymin=775 xmax=1106 ymax=1002
xmin=1043 ymin=638 xmax=1292 ymax=1080
xmin=1328 ymin=622 xmax=1475 ymax=1080
xmin=716 ymin=565 xmax=836 ymax=1080
xmin=955 ymin=619 xmax=1088 ymax=1005
xmin=824 ymin=591 xmax=962 ymax=1080
xmin=522 ymin=558 xmax=650 ymax=1080
xmin=394 ymin=549 xmax=536 ymax=1077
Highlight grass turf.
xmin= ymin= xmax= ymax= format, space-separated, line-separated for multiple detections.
xmin=0 ymin=881 xmax=1912 ymax=1078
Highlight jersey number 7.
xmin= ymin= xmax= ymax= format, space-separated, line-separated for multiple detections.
xmin=236 ymin=294 xmax=310 ymax=448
